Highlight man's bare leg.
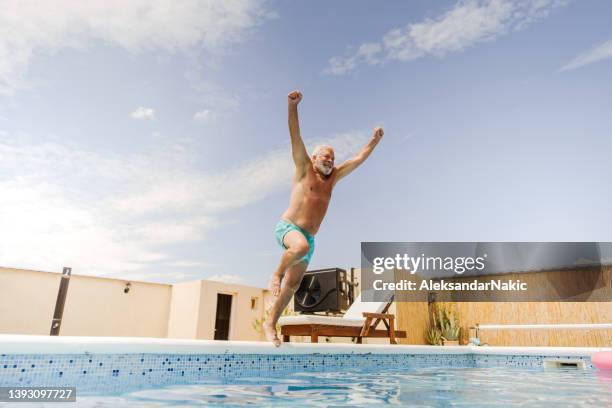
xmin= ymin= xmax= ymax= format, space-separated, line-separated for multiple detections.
xmin=268 ymin=230 xmax=309 ymax=296
xmin=264 ymin=261 xmax=308 ymax=347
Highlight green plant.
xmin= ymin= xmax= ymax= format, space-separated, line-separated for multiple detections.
xmin=440 ymin=310 xmax=460 ymax=341
xmin=425 ymin=326 xmax=443 ymax=345
xmin=425 ymin=305 xmax=442 ymax=345
xmin=425 ymin=304 xmax=461 ymax=345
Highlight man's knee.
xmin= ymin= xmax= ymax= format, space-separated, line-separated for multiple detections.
xmin=288 ymin=242 xmax=309 ymax=259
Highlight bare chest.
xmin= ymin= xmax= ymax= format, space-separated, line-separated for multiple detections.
xmin=303 ymin=172 xmax=335 ymax=197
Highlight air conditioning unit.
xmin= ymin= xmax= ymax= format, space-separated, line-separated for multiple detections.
xmin=294 ymin=268 xmax=353 ymax=314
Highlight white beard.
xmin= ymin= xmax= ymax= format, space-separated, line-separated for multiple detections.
xmin=315 ymin=161 xmax=332 ymax=176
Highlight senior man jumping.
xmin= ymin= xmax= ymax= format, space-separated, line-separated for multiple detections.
xmin=263 ymin=90 xmax=384 ymax=346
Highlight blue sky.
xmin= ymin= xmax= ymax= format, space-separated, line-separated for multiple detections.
xmin=0 ymin=0 xmax=611 ymax=287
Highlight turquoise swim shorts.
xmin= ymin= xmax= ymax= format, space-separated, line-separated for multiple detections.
xmin=274 ymin=219 xmax=315 ymax=265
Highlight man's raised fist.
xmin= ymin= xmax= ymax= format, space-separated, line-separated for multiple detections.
xmin=288 ymin=90 xmax=302 ymax=105
xmin=373 ymin=127 xmax=384 ymax=140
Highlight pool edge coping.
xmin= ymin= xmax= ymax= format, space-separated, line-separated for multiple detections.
xmin=1 ymin=334 xmax=610 ymax=357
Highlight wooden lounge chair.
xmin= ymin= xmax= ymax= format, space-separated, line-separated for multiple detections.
xmin=279 ymin=293 xmax=406 ymax=344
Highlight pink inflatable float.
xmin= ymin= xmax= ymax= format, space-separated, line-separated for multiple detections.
xmin=592 ymin=352 xmax=612 ymax=370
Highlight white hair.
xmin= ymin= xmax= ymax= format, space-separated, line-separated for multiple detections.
xmin=312 ymin=144 xmax=334 ymax=157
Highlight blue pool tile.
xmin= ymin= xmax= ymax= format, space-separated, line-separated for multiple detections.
xmin=0 ymin=351 xmax=595 ymax=395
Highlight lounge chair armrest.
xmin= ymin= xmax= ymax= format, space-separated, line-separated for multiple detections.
xmin=362 ymin=312 xmax=394 ymax=319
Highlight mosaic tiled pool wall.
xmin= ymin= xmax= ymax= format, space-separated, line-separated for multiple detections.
xmin=0 ymin=353 xmax=594 ymax=394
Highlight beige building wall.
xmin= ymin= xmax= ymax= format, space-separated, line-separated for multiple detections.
xmin=167 ymin=279 xmax=268 ymax=341
xmin=0 ymin=268 xmax=60 ymax=335
xmin=0 ymin=267 xmax=171 ymax=337
xmin=61 ymin=275 xmax=171 ymax=338
xmin=167 ymin=281 xmax=202 ymax=339
xmin=1 ymin=267 xmax=274 ymax=341
xmin=196 ymin=281 xmax=266 ymax=341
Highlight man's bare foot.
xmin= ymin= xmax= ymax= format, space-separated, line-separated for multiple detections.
xmin=268 ymin=274 xmax=282 ymax=297
xmin=263 ymin=321 xmax=281 ymax=347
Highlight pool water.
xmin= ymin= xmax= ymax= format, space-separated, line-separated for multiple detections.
xmin=72 ymin=366 xmax=611 ymax=407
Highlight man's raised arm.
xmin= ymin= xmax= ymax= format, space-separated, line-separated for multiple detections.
xmin=288 ymin=90 xmax=310 ymax=174
xmin=335 ymin=127 xmax=384 ymax=183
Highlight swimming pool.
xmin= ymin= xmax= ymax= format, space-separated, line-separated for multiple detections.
xmin=1 ymin=335 xmax=610 ymax=406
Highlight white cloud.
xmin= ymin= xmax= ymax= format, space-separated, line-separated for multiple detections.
xmin=561 ymin=39 xmax=612 ymax=71
xmin=193 ymin=110 xmax=211 ymax=121
xmin=131 ymin=106 xmax=155 ymax=120
xmin=206 ymin=274 xmax=245 ymax=284
xmin=0 ymin=131 xmax=367 ymax=281
xmin=0 ymin=178 xmax=165 ymax=276
xmin=0 ymin=0 xmax=271 ymax=94
xmin=111 ymin=131 xmax=366 ymax=215
xmin=324 ymin=0 xmax=568 ymax=75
